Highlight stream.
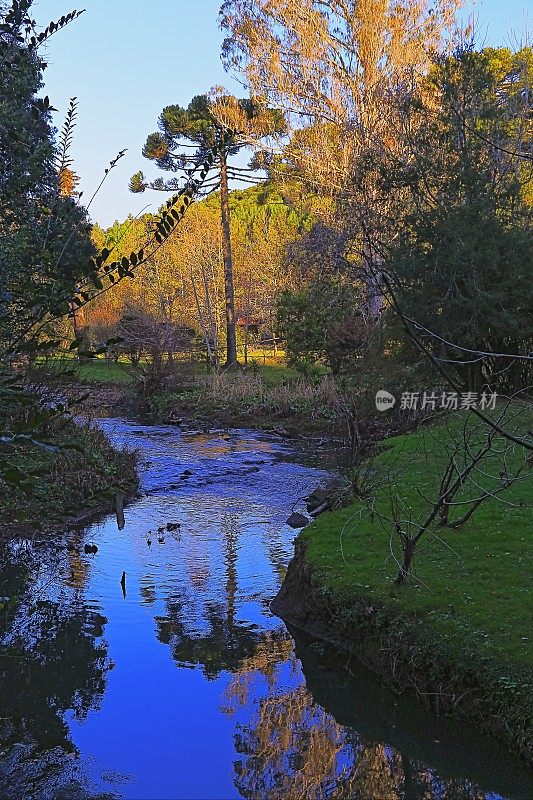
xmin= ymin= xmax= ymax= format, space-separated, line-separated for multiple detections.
xmin=0 ymin=418 xmax=531 ymax=800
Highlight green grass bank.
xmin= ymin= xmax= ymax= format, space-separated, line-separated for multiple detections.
xmin=272 ymin=413 xmax=533 ymax=763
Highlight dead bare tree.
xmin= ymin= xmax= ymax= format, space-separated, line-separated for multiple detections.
xmin=112 ymin=311 xmax=194 ymax=413
xmin=373 ymin=405 xmax=532 ymax=584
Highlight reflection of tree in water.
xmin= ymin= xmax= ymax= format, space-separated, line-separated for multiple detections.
xmin=0 ymin=544 xmax=112 ymax=799
xmin=261 ymin=522 xmax=289 ymax=585
xmin=65 ymin=531 xmax=91 ymax=591
xmin=223 ymin=512 xmax=238 ymax=628
xmin=222 ymin=634 xmax=509 ymax=800
xmin=155 ymin=512 xmax=265 ymax=678
xmin=185 ymin=549 xmax=211 ymax=591
xmin=155 ymin=595 xmax=261 ymax=679
xmin=221 ymin=629 xmax=295 ymax=711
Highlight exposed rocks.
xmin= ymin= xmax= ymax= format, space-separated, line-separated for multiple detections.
xmin=286 ymin=512 xmax=310 ymax=528
xmin=285 ymin=479 xmax=348 ymax=530
xmin=305 ymin=478 xmax=349 ymax=517
xmin=266 ymin=426 xmax=291 ymax=438
xmin=305 ymin=488 xmax=330 ymax=512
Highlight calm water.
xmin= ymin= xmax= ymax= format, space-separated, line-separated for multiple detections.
xmin=0 ymin=419 xmax=531 ymax=800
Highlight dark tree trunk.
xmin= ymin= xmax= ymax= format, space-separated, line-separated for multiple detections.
xmin=69 ymin=302 xmax=87 ymax=363
xmin=219 ymin=153 xmax=238 ymax=369
xmin=394 ymin=537 xmax=416 ymax=585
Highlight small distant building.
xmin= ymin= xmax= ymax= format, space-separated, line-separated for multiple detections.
xmin=236 ymin=315 xmax=264 ymax=336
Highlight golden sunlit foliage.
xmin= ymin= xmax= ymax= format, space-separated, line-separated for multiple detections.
xmin=85 ymin=185 xmax=311 ymax=361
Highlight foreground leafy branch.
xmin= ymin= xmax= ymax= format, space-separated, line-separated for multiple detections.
xmin=0 ymin=0 xmax=234 ymax=499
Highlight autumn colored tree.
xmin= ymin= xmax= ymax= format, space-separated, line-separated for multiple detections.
xmin=220 ymin=0 xmax=462 ymax=318
xmin=130 ymin=93 xmax=285 ymax=367
xmin=220 ymin=0 xmax=461 ymax=187
xmin=86 ymin=185 xmax=308 ymax=367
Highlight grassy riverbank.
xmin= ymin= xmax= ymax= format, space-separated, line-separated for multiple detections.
xmin=36 ymin=349 xmax=298 ymax=387
xmin=37 ymin=354 xmax=342 ymax=435
xmin=274 ymin=412 xmax=533 ymax=761
xmin=1 ymin=417 xmax=137 ymax=532
xmin=149 ymin=372 xmax=339 ymax=434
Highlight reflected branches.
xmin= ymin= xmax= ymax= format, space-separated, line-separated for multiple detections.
xmin=0 ymin=543 xmax=111 ymax=798
xmin=221 ymin=631 xmax=515 ymax=800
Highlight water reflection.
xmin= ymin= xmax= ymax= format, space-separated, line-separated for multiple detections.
xmin=153 ymin=503 xmax=269 ymax=677
xmin=65 ymin=531 xmax=91 ymax=591
xmin=0 ymin=420 xmax=530 ymax=799
xmin=0 ymin=543 xmax=112 ymax=799
xmin=224 ymin=630 xmax=530 ymax=800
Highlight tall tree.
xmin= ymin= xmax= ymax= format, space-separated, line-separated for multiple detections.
xmin=131 ymin=93 xmax=285 ymax=368
xmin=380 ymin=47 xmax=533 ymax=390
xmin=220 ymin=0 xmax=462 ymax=318
xmin=0 ymin=4 xmax=94 ymax=351
xmin=220 ymin=0 xmax=461 ymax=188
xmin=0 ymin=1 xmax=223 ymax=494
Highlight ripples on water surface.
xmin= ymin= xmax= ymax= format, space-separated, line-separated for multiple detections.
xmin=0 ymin=419 xmax=531 ymax=800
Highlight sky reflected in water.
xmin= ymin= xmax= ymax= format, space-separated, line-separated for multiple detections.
xmin=0 ymin=420 xmax=531 ymax=800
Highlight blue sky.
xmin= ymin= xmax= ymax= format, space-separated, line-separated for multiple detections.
xmin=35 ymin=0 xmax=530 ymax=227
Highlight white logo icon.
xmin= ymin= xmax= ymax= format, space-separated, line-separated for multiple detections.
xmin=375 ymin=390 xmax=396 ymax=411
